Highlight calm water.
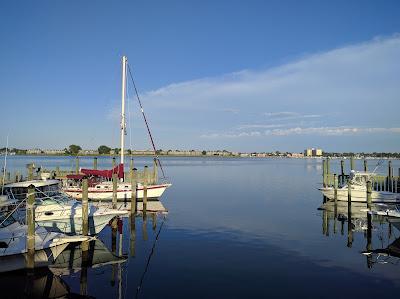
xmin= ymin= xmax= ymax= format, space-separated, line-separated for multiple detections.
xmin=1 ymin=156 xmax=400 ymax=298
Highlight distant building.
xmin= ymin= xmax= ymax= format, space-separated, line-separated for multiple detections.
xmin=27 ymin=148 xmax=43 ymax=155
xmin=312 ymin=148 xmax=323 ymax=157
xmin=304 ymin=148 xmax=322 ymax=157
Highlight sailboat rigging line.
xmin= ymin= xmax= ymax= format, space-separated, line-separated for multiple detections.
xmin=126 ymin=83 xmax=133 ymax=154
xmin=126 ymin=64 xmax=166 ymax=179
xmin=135 ymin=216 xmax=166 ymax=299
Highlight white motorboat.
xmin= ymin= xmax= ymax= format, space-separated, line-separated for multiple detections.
xmin=319 ymin=171 xmax=400 ymax=203
xmin=61 ymin=56 xmax=171 ymax=201
xmin=0 ymin=216 xmax=91 ymax=273
xmin=2 ymin=179 xmax=128 ymax=235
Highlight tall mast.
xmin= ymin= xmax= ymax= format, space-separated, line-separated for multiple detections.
xmin=120 ymin=56 xmax=127 ymax=167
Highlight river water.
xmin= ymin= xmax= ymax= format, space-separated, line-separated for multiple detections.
xmin=1 ymin=156 xmax=400 ymax=298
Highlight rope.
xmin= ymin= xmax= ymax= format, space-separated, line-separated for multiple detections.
xmin=126 ymin=64 xmax=166 ymax=179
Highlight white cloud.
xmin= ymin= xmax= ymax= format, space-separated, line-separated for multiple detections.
xmin=264 ymin=112 xmax=321 ymax=120
xmin=236 ymin=124 xmax=285 ymax=130
xmin=201 ymin=131 xmax=261 ymax=138
xmin=201 ymin=127 xmax=400 ymax=139
xmin=140 ymin=35 xmax=400 ymax=150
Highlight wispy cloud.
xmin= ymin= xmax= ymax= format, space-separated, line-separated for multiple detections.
xmin=264 ymin=112 xmax=321 ymax=120
xmin=201 ymin=131 xmax=262 ymax=138
xmin=265 ymin=127 xmax=400 ymax=136
xmin=201 ymin=127 xmax=400 ymax=139
xmin=236 ymin=124 xmax=285 ymax=130
xmin=140 ymin=35 xmax=400 ymax=151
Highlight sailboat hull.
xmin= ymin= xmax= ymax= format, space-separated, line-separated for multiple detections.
xmin=64 ymin=183 xmax=171 ymax=201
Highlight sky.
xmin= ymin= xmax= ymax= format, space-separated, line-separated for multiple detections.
xmin=0 ymin=1 xmax=399 ymax=152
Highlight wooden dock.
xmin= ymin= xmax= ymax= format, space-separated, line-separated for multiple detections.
xmin=322 ymin=158 xmax=400 ymax=193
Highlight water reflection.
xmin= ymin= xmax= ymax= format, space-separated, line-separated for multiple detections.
xmin=0 ymin=268 xmax=72 ymax=298
xmin=320 ymin=198 xmax=400 ymax=269
xmin=0 ymin=211 xmax=165 ymax=298
xmin=363 ymin=237 xmax=400 ymax=267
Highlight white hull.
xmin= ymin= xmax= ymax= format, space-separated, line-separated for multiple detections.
xmin=36 ymin=214 xmax=120 ymax=235
xmin=32 ymin=203 xmax=127 ymax=235
xmin=0 ymin=223 xmax=91 ymax=272
xmin=64 ymin=183 xmax=171 ymax=201
xmin=319 ymin=187 xmax=400 ymax=203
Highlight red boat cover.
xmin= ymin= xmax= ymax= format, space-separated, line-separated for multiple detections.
xmin=81 ymin=163 xmax=124 ymax=179
xmin=66 ymin=174 xmax=87 ymax=180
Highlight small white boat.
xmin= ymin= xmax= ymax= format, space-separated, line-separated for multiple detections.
xmin=319 ymin=171 xmax=400 ymax=203
xmin=0 ymin=217 xmax=91 ymax=273
xmin=2 ymin=179 xmax=128 ymax=235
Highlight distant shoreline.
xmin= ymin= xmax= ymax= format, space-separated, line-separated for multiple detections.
xmin=2 ymin=153 xmax=400 ymax=160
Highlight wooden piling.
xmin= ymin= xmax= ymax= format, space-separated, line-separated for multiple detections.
xmin=130 ymin=215 xmax=136 ymax=257
xmin=366 ymin=211 xmax=372 ymax=268
xmin=347 ymin=180 xmax=352 ymax=247
xmin=340 ymin=160 xmax=345 ymax=175
xmin=28 ymin=164 xmax=33 ymax=181
xmin=153 ymin=158 xmax=158 ymax=184
xmin=363 ymin=160 xmax=368 ymax=172
xmin=26 ymin=184 xmax=35 ymax=269
xmin=15 ymin=171 xmax=20 ymax=182
xmin=350 ymin=156 xmax=354 ymax=171
xmin=112 ymin=173 xmax=117 ymax=209
xmin=152 ymin=213 xmax=157 ymax=231
xmin=333 ymin=174 xmax=338 ymax=203
xmin=131 ymin=168 xmax=137 ymax=215
xmin=322 ymin=160 xmax=327 ymax=187
xmin=82 ymin=179 xmax=89 ymax=236
xmin=367 ymin=180 xmax=372 ymax=209
xmin=93 ymin=157 xmax=98 ymax=170
xmin=143 ymin=185 xmax=148 ymax=216
xmin=142 ymin=215 xmax=148 ymax=241
xmin=388 ymin=161 xmax=393 ymax=192
xmin=143 ymin=165 xmax=149 ymax=184
xmin=75 ymin=156 xmax=79 ymax=174
xmin=110 ymin=218 xmax=117 ymax=286
xmin=143 ymin=166 xmax=148 ymax=215
xmin=56 ymin=166 xmax=60 ymax=177
xmin=340 ymin=159 xmax=345 ymax=185
xmin=129 ymin=158 xmax=134 ymax=180
xmin=326 ymin=158 xmax=330 ymax=178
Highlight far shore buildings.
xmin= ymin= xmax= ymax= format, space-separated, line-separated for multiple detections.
xmin=23 ymin=148 xmax=311 ymax=158
xmin=304 ymin=148 xmax=323 ymax=157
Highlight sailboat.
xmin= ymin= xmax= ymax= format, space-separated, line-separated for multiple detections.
xmin=63 ymin=56 xmax=171 ymax=201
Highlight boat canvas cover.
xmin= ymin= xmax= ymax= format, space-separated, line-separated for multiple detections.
xmin=80 ymin=163 xmax=124 ymax=179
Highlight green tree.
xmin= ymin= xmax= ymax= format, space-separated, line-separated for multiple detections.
xmin=98 ymin=145 xmax=111 ymax=155
xmin=202 ymin=150 xmax=207 ymax=155
xmin=67 ymin=144 xmax=81 ymax=155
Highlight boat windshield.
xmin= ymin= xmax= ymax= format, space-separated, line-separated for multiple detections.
xmin=0 ymin=213 xmax=17 ymax=228
xmin=349 ymin=172 xmax=370 ymax=186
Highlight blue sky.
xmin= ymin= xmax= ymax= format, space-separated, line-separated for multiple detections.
xmin=0 ymin=1 xmax=399 ymax=152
